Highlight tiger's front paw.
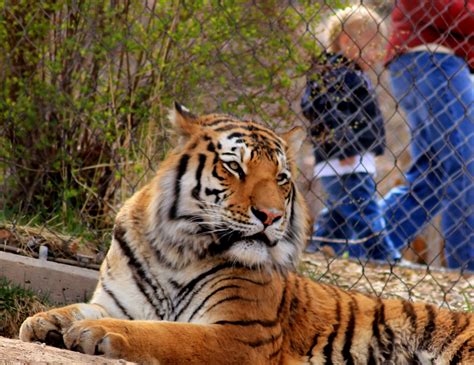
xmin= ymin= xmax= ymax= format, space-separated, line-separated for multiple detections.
xmin=63 ymin=319 xmax=132 ymax=359
xmin=19 ymin=303 xmax=107 ymax=349
xmin=19 ymin=307 xmax=77 ymax=348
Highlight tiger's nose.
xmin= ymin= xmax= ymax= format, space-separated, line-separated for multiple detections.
xmin=251 ymin=207 xmax=283 ymax=227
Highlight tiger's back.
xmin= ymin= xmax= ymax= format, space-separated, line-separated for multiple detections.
xmin=281 ymin=273 xmax=473 ymax=364
xmin=20 ymin=104 xmax=473 ymax=364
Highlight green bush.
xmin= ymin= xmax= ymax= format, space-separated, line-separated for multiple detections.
xmin=0 ymin=0 xmax=346 ymax=234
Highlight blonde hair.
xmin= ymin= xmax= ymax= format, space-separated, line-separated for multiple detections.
xmin=326 ymin=5 xmax=386 ymax=53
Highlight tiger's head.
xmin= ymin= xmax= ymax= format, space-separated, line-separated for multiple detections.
xmin=146 ymin=103 xmax=309 ymax=271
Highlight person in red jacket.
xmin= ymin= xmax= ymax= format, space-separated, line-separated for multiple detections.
xmin=380 ymin=0 xmax=474 ymax=271
xmin=385 ymin=0 xmax=474 ymax=71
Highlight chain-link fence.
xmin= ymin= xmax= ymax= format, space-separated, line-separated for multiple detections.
xmin=0 ymin=1 xmax=472 ymax=310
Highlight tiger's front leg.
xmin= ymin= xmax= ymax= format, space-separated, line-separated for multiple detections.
xmin=19 ymin=303 xmax=109 ymax=348
xmin=63 ymin=318 xmax=267 ymax=365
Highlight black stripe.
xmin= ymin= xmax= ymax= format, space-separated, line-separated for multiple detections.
xmin=276 ymin=277 xmax=288 ymax=317
xmin=449 ymin=337 xmax=471 ymax=365
xmin=289 ymin=278 xmax=299 ymax=316
xmin=371 ymin=299 xmax=387 ymax=359
xmin=402 ymin=301 xmax=420 ymax=363
xmin=174 ymin=268 xmax=242 ymax=319
xmin=205 ymin=118 xmax=234 ymax=127
xmin=306 ymin=284 xmax=335 ymax=358
xmin=207 ymin=142 xmax=215 ymax=152
xmin=214 ymin=318 xmax=278 ymax=327
xmin=191 ymin=154 xmax=206 ymax=200
xmin=175 ymin=262 xmax=238 ymax=302
xmin=286 ymin=281 xmax=299 ymax=345
xmin=322 ymin=292 xmax=341 ymax=364
xmin=438 ymin=312 xmax=470 ymax=356
xmin=211 ymin=147 xmax=220 ymax=164
xmin=299 ymin=280 xmax=312 ymax=355
xmin=283 ymin=184 xmax=297 ymax=243
xmin=239 ymin=331 xmax=282 ymax=348
xmin=187 ymin=284 xmax=241 ymax=321
xmin=367 ymin=345 xmax=377 ymax=365
xmin=378 ymin=301 xmax=395 ymax=358
xmin=208 ymin=276 xmax=270 ymax=289
xmin=268 ymin=346 xmax=282 ymax=360
xmin=216 ymin=124 xmax=281 ymax=145
xmin=420 ymin=304 xmax=436 ymax=350
xmin=101 ymin=282 xmax=133 ymax=320
xmin=213 ymin=123 xmax=248 ymax=132
xmin=169 ymin=279 xmax=182 ymax=290
xmin=342 ymin=297 xmax=357 ymax=365
xmin=114 ymin=227 xmax=169 ymax=318
xmin=412 ymin=353 xmax=424 ymax=364
xmin=213 ymin=276 xmax=285 ymax=333
xmin=174 ymin=263 xmax=246 ymax=320
xmin=208 ymin=230 xmax=243 ymax=256
xmin=306 ymin=333 xmax=320 ymax=358
xmin=227 ymin=132 xmax=246 ymax=139
xmin=212 ymin=164 xmax=225 ymax=181
xmin=213 ymin=122 xmax=272 ymax=134
xmin=149 ymin=241 xmax=180 ymax=270
xmin=200 ymin=295 xmax=256 ymax=318
xmin=170 ymin=154 xmax=190 ymax=220
xmin=384 ymin=324 xmax=395 ymax=361
xmin=403 ymin=301 xmax=417 ymax=331
xmin=204 ymin=187 xmax=226 ymax=203
xmin=250 ymin=149 xmax=256 ymax=161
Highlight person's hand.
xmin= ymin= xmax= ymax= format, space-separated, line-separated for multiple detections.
xmin=339 ymin=156 xmax=356 ymax=166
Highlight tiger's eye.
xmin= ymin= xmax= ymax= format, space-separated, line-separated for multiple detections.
xmin=277 ymin=173 xmax=289 ymax=184
xmin=227 ymin=161 xmax=240 ymax=171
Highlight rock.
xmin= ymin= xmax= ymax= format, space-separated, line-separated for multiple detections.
xmin=0 ymin=336 xmax=135 ymax=364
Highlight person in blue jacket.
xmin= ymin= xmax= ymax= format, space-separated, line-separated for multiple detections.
xmin=301 ymin=6 xmax=400 ymax=262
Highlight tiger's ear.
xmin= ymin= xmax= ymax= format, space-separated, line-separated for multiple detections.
xmin=282 ymin=126 xmax=306 ymax=153
xmin=169 ymin=102 xmax=200 ymax=136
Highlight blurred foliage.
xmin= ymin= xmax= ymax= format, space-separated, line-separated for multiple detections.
xmin=0 ymin=0 xmax=347 ymax=235
xmin=0 ymin=277 xmax=50 ymax=338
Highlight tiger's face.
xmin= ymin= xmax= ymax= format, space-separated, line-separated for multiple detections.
xmin=152 ymin=103 xmax=309 ymax=270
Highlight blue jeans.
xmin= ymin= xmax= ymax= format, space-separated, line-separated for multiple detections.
xmin=307 ymin=173 xmax=401 ymax=261
xmin=381 ymin=52 xmax=474 ymax=271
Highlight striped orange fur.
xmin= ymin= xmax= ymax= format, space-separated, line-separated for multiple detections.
xmin=20 ymin=104 xmax=473 ymax=364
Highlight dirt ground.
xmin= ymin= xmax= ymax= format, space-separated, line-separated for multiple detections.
xmin=0 ymin=337 xmax=135 ymax=364
xmin=301 ymin=253 xmax=473 ymax=311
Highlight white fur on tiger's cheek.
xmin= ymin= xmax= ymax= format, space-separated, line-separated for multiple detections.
xmin=270 ymin=241 xmax=297 ymax=267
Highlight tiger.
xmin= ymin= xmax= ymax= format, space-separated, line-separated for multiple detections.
xmin=20 ymin=103 xmax=473 ymax=364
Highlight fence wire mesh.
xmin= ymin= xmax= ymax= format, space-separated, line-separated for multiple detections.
xmin=0 ymin=0 xmax=472 ymax=310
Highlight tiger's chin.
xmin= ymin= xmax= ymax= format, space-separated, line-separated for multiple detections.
xmin=225 ymin=239 xmax=273 ymax=268
xmin=224 ymin=238 xmax=296 ymax=271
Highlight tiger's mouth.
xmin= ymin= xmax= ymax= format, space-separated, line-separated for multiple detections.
xmin=211 ymin=229 xmax=276 ymax=255
xmin=245 ymin=232 xmax=275 ymax=247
